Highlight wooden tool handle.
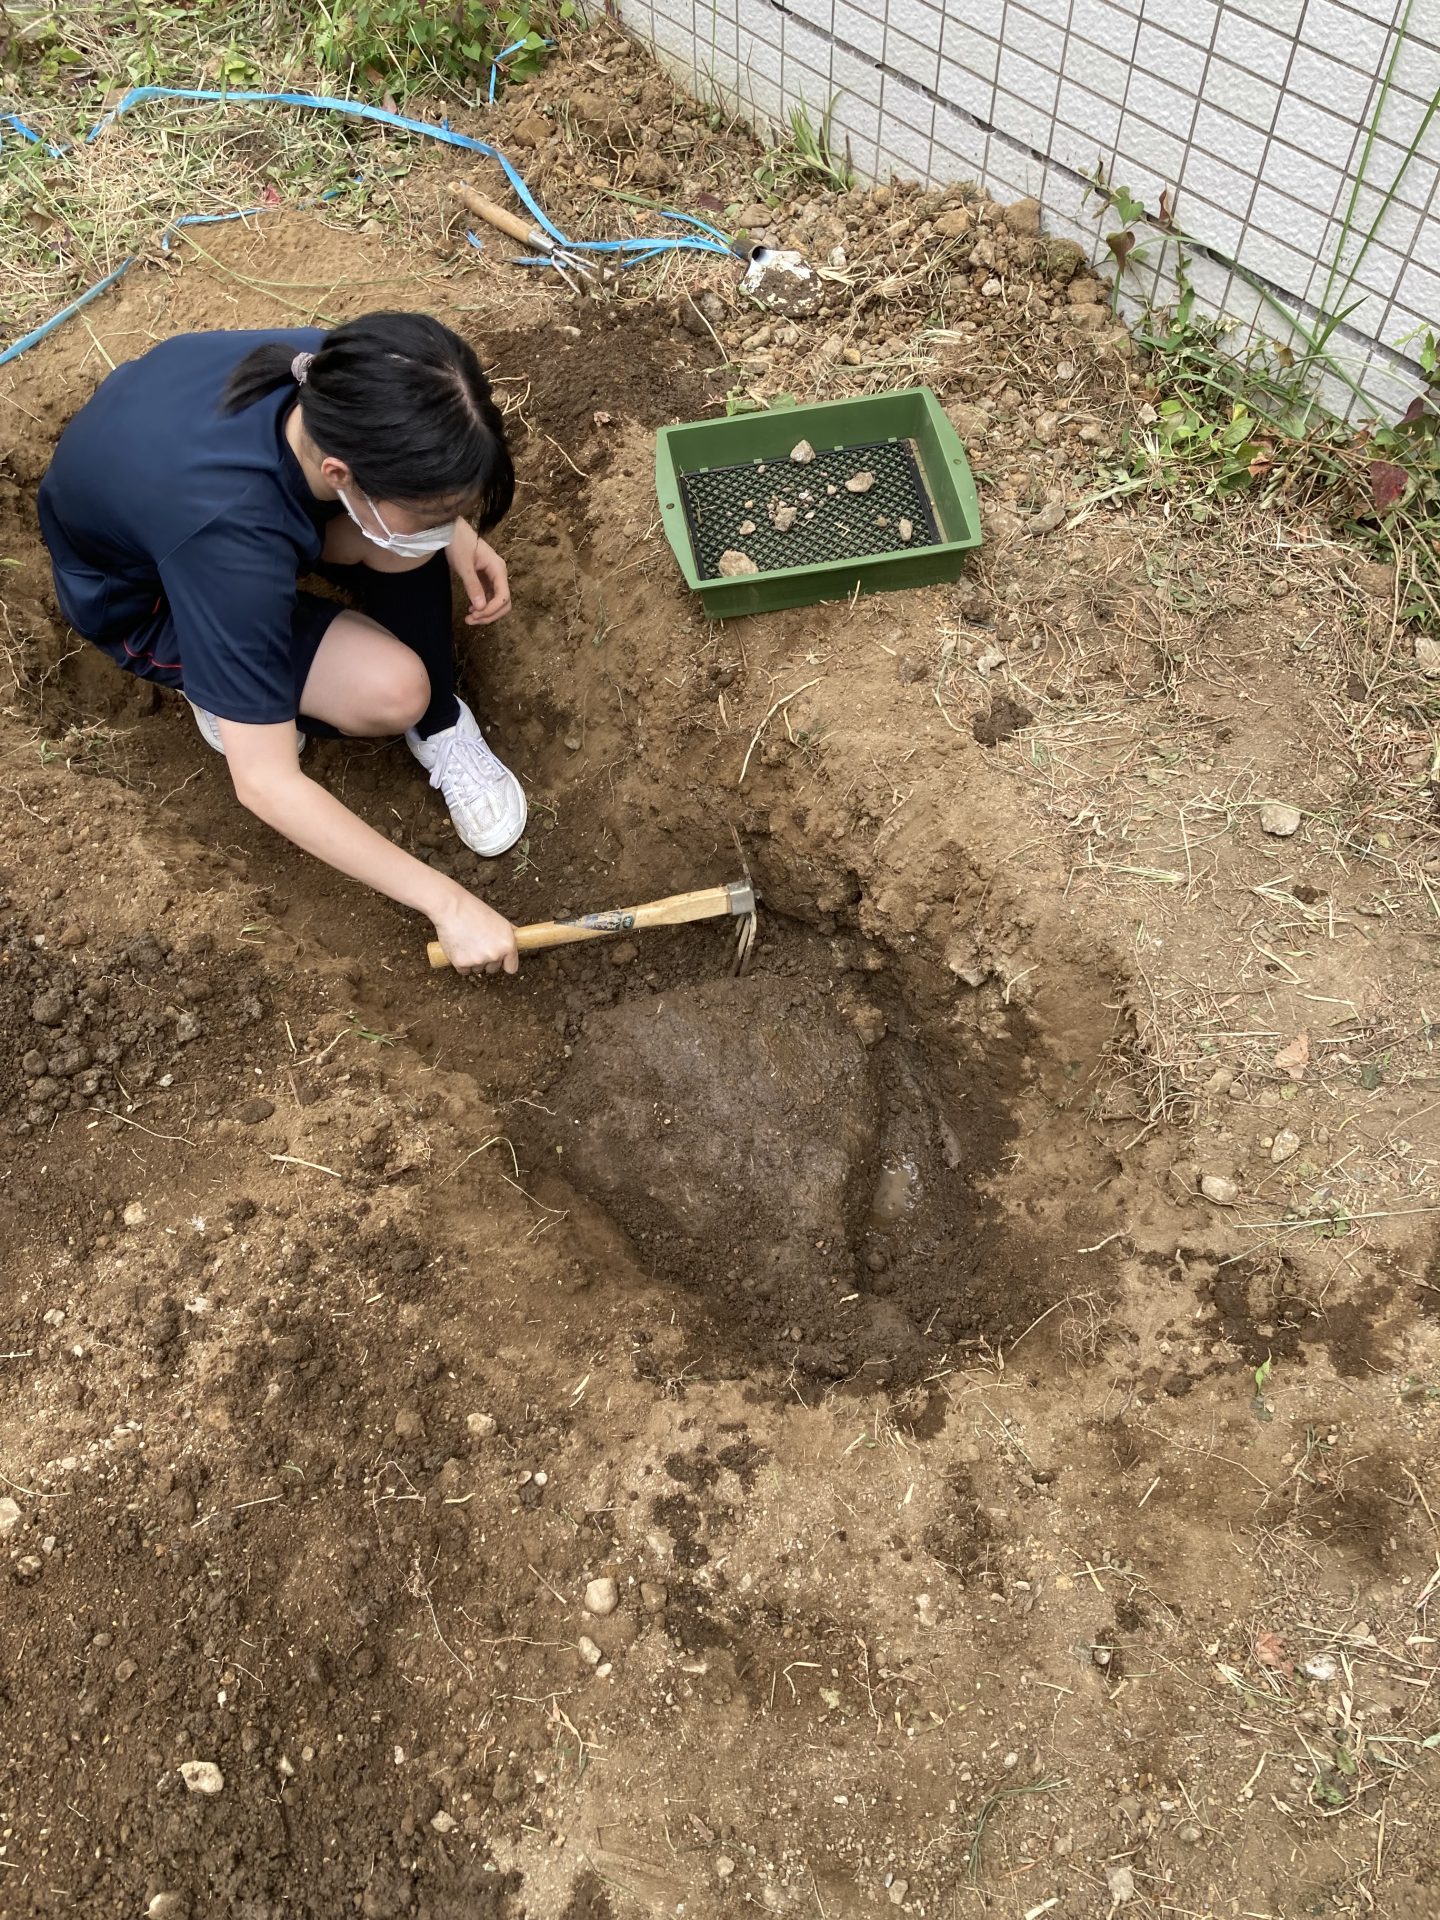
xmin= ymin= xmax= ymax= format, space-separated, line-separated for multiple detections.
xmin=449 ymin=180 xmax=538 ymax=247
xmin=427 ymin=884 xmax=740 ymax=971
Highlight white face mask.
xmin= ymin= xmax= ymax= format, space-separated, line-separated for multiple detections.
xmin=339 ymin=486 xmax=455 ymax=558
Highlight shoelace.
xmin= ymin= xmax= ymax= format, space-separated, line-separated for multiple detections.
xmin=424 ymin=727 xmax=510 ymax=809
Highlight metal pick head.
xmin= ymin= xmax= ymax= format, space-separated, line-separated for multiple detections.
xmin=728 ymin=826 xmax=757 ymax=975
xmin=725 ymin=876 xmax=757 ymax=918
xmin=732 ymin=911 xmax=756 ymax=977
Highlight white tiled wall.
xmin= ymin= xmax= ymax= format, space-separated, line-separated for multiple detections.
xmin=621 ymin=0 xmax=1440 ymax=417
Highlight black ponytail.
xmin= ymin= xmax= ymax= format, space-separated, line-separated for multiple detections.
xmin=223 ymin=312 xmax=514 ymax=530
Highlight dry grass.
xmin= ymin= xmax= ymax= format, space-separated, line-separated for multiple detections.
xmin=2 ymin=96 xmax=386 ymax=341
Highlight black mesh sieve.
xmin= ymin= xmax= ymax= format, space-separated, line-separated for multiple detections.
xmin=679 ymin=436 xmax=941 ymax=580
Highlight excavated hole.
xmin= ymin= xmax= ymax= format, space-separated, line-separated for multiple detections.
xmin=509 ymin=910 xmax=1059 ymax=1393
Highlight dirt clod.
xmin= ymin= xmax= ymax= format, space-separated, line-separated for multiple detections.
xmin=179 ymin=1761 xmax=224 ymax=1795
xmin=717 ymin=549 xmax=758 ymax=577
xmin=1260 ymin=801 xmax=1302 ymax=837
xmin=584 ymin=1576 xmax=619 ymax=1616
xmin=844 ymin=471 xmax=875 ymax=494
xmin=972 ymin=693 xmax=1034 ymax=745
xmin=1029 ymin=497 xmax=1067 ymax=534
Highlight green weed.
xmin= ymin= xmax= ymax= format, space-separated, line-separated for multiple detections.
xmin=1074 ymin=0 xmax=1440 ymax=628
xmin=1252 ymin=1352 xmax=1274 ymax=1422
xmin=312 ymin=0 xmax=563 ymax=99
xmin=344 ymin=1012 xmax=395 ymax=1046
xmin=723 ymin=387 xmax=764 ymax=416
xmin=757 ymin=96 xmax=853 ymax=194
xmin=1078 ymin=183 xmax=1440 ymax=627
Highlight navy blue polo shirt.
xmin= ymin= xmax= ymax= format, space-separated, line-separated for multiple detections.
xmin=37 ymin=328 xmax=333 ymax=724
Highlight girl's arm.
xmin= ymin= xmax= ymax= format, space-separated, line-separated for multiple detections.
xmin=218 ymin=719 xmax=518 ymax=973
xmin=322 ymin=515 xmax=512 ymax=625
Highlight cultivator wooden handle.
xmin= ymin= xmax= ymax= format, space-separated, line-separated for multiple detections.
xmin=448 ymin=180 xmax=537 ymax=248
xmin=426 ymin=879 xmax=757 ymax=972
xmin=449 ymin=178 xmax=606 ymax=290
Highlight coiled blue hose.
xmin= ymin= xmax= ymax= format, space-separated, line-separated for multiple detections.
xmin=1 ymin=83 xmax=735 ymax=366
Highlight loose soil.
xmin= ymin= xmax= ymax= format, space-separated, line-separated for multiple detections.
xmin=1 ymin=25 xmax=1438 ymax=1920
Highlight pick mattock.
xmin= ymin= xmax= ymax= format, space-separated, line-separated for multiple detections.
xmin=426 ymin=874 xmax=758 ymax=975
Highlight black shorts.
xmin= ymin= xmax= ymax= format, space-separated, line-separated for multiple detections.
xmin=88 ymin=587 xmax=343 ymax=712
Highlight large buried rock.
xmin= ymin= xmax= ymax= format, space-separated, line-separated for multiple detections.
xmin=554 ymin=977 xmax=877 ymax=1272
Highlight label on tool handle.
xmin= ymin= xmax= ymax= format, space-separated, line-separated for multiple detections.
xmin=557 ymin=910 xmax=637 ymax=933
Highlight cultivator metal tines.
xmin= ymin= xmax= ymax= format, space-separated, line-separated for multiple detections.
xmin=678 ymin=437 xmax=941 ymax=581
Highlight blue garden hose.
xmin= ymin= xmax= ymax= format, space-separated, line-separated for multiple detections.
xmin=1 ymin=85 xmax=736 ymax=366
xmin=4 ymin=111 xmax=64 ymax=155
xmin=487 ymin=38 xmax=553 ymax=107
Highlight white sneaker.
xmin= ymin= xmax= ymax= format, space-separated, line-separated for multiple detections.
xmin=407 ymin=698 xmax=527 ymax=857
xmin=188 ymin=699 xmax=306 ymax=755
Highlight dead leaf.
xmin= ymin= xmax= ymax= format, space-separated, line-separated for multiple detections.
xmin=1368 ymin=459 xmax=1408 ymax=514
xmin=1273 ymin=1031 xmax=1310 ymax=1081
xmin=1254 ymin=1630 xmax=1293 ymax=1674
xmin=1106 ymin=229 xmax=1136 ymax=273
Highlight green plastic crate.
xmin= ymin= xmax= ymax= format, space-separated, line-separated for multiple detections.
xmin=655 ymin=387 xmax=981 ymax=618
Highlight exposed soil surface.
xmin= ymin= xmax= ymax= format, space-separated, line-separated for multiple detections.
xmin=1 ymin=26 xmax=1438 ymax=1920
xmin=536 ymin=966 xmax=1050 ymax=1390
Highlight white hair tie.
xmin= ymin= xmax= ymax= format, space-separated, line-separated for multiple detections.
xmin=291 ymin=351 xmax=315 ymax=385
